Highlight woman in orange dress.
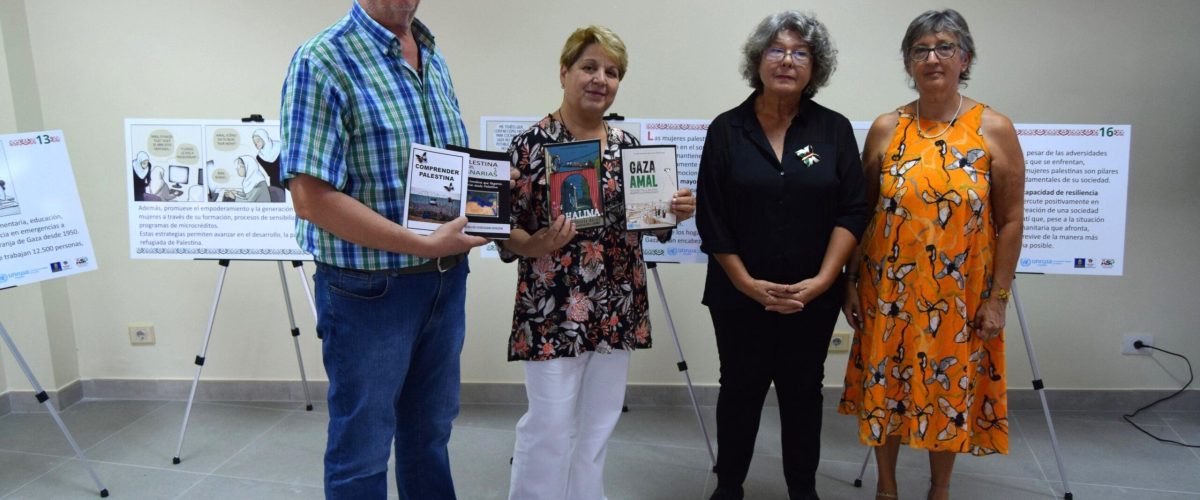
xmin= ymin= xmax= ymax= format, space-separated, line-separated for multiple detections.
xmin=838 ymin=9 xmax=1025 ymax=500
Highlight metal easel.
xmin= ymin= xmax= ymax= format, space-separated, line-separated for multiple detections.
xmin=170 ymin=259 xmax=318 ymax=465
xmin=647 ymin=261 xmax=717 ymax=471
xmin=0 ymin=296 xmax=109 ymax=497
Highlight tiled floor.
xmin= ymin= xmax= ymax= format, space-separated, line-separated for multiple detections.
xmin=0 ymin=399 xmax=1197 ymax=499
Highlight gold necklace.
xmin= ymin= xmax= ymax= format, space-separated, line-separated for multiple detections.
xmin=915 ymin=94 xmax=963 ymax=139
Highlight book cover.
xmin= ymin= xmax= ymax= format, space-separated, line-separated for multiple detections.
xmin=446 ymin=145 xmax=511 ymax=240
xmin=544 ymin=139 xmax=604 ymax=229
xmin=621 ymin=144 xmax=678 ymax=231
xmin=403 ymin=144 xmax=468 ymax=235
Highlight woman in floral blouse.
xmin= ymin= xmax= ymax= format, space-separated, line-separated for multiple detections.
xmin=498 ymin=25 xmax=695 ymax=500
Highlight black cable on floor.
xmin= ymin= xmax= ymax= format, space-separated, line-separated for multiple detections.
xmin=1122 ymin=341 xmax=1199 ymax=448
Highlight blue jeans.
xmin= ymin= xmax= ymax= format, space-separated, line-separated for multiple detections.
xmin=315 ymin=260 xmax=468 ymax=500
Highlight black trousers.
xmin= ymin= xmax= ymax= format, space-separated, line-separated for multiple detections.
xmin=710 ymin=304 xmax=839 ymax=495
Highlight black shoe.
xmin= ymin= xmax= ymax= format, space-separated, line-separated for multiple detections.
xmin=709 ymin=485 xmax=744 ymax=500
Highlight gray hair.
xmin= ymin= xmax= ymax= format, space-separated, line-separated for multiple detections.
xmin=741 ymin=11 xmax=838 ymax=98
xmin=901 ymin=9 xmax=977 ymax=85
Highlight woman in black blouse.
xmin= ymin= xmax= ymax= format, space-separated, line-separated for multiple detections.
xmin=696 ymin=11 xmax=868 ymax=500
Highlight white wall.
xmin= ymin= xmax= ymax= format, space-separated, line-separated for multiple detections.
xmin=7 ymin=0 xmax=1198 ymax=392
xmin=0 ymin=2 xmax=14 ymax=396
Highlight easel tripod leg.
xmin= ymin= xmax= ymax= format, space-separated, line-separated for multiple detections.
xmin=292 ymin=261 xmax=319 ymax=339
xmin=648 ymin=264 xmax=717 ymax=470
xmin=173 ymin=260 xmax=229 ymax=465
xmin=277 ymin=261 xmax=313 ymax=411
xmin=0 ymin=322 xmax=109 ymax=497
xmin=1012 ymin=281 xmax=1073 ymax=500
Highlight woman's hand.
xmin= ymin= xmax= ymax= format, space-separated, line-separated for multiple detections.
xmin=518 ymin=215 xmax=576 ymax=258
xmin=736 ymin=277 xmax=803 ymax=312
xmin=767 ymin=276 xmax=833 ymax=314
xmin=670 ymin=188 xmax=696 ymax=222
xmin=841 ymin=280 xmax=864 ymax=331
xmin=972 ymin=297 xmax=1007 ymax=340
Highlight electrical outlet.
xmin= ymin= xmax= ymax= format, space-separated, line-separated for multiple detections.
xmin=1121 ymin=333 xmax=1153 ymax=355
xmin=829 ymin=331 xmax=852 ymax=353
xmin=128 ymin=323 xmax=156 ymax=346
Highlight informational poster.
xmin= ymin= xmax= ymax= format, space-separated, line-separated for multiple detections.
xmin=480 ymin=117 xmax=1129 ymax=274
xmin=0 ymin=130 xmax=98 ymax=288
xmin=1015 ymin=124 xmax=1129 ymax=275
xmin=125 ymin=119 xmax=310 ymax=260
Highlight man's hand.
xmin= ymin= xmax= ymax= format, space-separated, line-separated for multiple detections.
xmin=417 ymin=217 xmax=488 ymax=258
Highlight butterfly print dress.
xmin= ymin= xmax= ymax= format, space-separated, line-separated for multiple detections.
xmin=839 ymin=103 xmax=1008 ymax=455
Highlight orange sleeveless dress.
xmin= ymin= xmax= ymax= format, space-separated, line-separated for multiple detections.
xmin=838 ymin=103 xmax=1008 ymax=455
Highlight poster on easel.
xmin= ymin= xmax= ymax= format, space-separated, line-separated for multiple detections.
xmin=0 ymin=130 xmax=98 ymax=288
xmin=125 ymin=119 xmax=311 ymax=260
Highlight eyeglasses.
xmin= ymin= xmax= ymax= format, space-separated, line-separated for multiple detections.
xmin=764 ymin=47 xmax=811 ymax=64
xmin=908 ymin=42 xmax=959 ymax=62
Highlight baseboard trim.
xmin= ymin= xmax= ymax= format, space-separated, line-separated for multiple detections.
xmin=2 ymin=379 xmax=1190 ymax=413
xmin=5 ymin=379 xmax=84 ymax=413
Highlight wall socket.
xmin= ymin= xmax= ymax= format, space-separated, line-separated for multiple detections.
xmin=128 ymin=323 xmax=156 ymax=345
xmin=829 ymin=331 xmax=852 ymax=353
xmin=1121 ymin=333 xmax=1153 ymax=355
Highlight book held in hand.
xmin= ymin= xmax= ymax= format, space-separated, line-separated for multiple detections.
xmin=403 ymin=144 xmax=468 ymax=235
xmin=446 ymin=145 xmax=512 ymax=240
xmin=544 ymin=139 xmax=604 ymax=229
xmin=621 ymin=144 xmax=678 ymax=231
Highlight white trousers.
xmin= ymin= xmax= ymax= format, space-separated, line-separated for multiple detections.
xmin=508 ymin=350 xmax=631 ymax=500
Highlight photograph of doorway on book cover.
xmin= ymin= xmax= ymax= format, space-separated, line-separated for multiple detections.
xmin=545 ymin=139 xmax=603 ymax=229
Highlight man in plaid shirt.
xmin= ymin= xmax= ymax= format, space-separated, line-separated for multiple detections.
xmin=281 ymin=1 xmax=487 ymax=498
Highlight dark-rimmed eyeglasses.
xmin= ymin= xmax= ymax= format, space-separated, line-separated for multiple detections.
xmin=764 ymin=47 xmax=811 ymax=64
xmin=908 ymin=42 xmax=959 ymax=62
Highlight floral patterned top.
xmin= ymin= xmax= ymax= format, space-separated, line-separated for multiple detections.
xmin=500 ymin=114 xmax=666 ymax=362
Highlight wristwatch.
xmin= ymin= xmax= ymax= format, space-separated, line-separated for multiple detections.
xmin=994 ymin=288 xmax=1011 ymax=302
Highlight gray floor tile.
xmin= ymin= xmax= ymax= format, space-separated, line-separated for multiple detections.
xmin=84 ymin=402 xmax=290 ymax=474
xmin=1047 ymin=481 xmax=1200 ymax=500
xmin=612 ymin=405 xmax=718 ymax=453
xmin=177 ymin=476 xmax=324 ymax=500
xmin=1011 ymin=407 xmax=1166 ymax=426
xmin=205 ymin=400 xmax=326 ymax=413
xmin=212 ymin=412 xmax=327 ymax=486
xmin=1160 ymin=412 xmax=1200 ymax=443
xmin=448 ymin=426 xmax=516 ymax=500
xmin=0 ymin=450 xmax=66 ymax=497
xmin=0 ymin=400 xmax=164 ymax=457
xmin=1019 ymin=410 xmax=1200 ymax=492
xmin=3 ymin=460 xmax=204 ymax=500
xmin=455 ymin=403 xmax=525 ymax=432
xmin=604 ymin=439 xmax=712 ymax=500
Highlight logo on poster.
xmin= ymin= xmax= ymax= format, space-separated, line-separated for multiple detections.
xmin=50 ymin=262 xmax=63 ymax=272
xmin=1101 ymin=258 xmax=1115 ymax=268
xmin=1073 ymin=258 xmax=1085 ymax=268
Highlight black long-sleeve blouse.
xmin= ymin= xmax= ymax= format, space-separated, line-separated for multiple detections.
xmin=696 ymin=93 xmax=869 ymax=311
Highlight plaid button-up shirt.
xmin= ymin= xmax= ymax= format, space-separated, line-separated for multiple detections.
xmin=281 ymin=3 xmax=468 ymax=270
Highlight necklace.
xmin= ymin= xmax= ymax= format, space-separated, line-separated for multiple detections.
xmin=915 ymin=93 xmax=963 ymax=139
xmin=554 ymin=109 xmax=605 ymax=141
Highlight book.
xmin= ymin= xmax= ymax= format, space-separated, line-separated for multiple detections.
xmin=544 ymin=139 xmax=604 ymax=229
xmin=446 ymin=145 xmax=512 ymax=240
xmin=621 ymin=144 xmax=678 ymax=231
xmin=402 ymin=143 xmax=468 ymax=235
